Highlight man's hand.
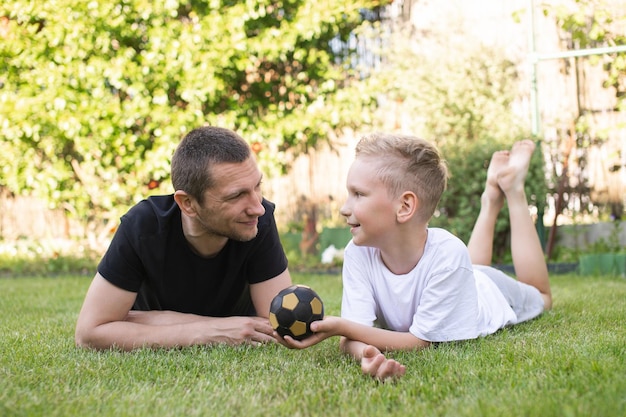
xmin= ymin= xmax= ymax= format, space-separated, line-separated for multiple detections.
xmin=191 ymin=316 xmax=276 ymax=346
xmin=360 ymin=345 xmax=406 ymax=382
xmin=128 ymin=312 xmax=277 ymax=346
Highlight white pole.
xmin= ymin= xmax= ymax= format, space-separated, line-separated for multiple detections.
xmin=527 ymin=0 xmax=626 ymax=137
xmin=528 ymin=0 xmax=540 ymax=136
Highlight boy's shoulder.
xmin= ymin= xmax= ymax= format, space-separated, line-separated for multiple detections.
xmin=424 ymin=227 xmax=472 ymax=267
xmin=344 ymin=228 xmax=466 ymax=256
xmin=426 ymin=227 xmax=466 ymax=247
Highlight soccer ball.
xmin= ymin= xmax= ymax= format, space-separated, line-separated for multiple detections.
xmin=269 ymin=285 xmax=324 ymax=341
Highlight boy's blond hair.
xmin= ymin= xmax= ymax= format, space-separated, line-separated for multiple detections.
xmin=355 ymin=132 xmax=448 ymax=223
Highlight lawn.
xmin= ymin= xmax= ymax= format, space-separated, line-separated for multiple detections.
xmin=1 ymin=273 xmax=624 ymax=417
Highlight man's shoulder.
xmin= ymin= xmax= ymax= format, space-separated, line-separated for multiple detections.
xmin=260 ymin=198 xmax=276 ymax=215
xmin=257 ymin=198 xmax=277 ymax=228
xmin=125 ymin=194 xmax=177 ymax=214
xmin=121 ymin=194 xmax=179 ymax=233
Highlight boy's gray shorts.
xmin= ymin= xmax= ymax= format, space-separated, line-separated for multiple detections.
xmin=473 ymin=264 xmax=545 ymax=324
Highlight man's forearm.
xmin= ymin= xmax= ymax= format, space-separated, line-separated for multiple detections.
xmin=78 ymin=320 xmax=204 ymax=351
xmin=76 ymin=315 xmax=276 ymax=351
xmin=124 ymin=310 xmax=211 ymax=326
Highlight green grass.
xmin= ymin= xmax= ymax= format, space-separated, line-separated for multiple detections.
xmin=1 ymin=273 xmax=625 ymax=417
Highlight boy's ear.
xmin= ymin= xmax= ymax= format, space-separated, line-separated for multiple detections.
xmin=396 ymin=191 xmax=418 ymax=223
xmin=173 ymin=190 xmax=198 ymax=217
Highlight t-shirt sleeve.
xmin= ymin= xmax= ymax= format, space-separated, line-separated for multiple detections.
xmin=97 ymin=214 xmax=146 ymax=293
xmin=340 ymin=242 xmax=378 ymax=327
xmin=243 ymin=201 xmax=288 ymax=284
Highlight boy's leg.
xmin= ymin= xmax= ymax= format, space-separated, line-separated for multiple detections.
xmin=497 ymin=140 xmax=552 ymax=310
xmin=467 ymin=150 xmax=509 ymax=265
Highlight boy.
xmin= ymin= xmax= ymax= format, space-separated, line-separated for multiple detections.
xmin=278 ymin=133 xmax=552 ymax=381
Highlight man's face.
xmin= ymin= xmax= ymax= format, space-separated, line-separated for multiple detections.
xmin=194 ymin=156 xmax=265 ymax=242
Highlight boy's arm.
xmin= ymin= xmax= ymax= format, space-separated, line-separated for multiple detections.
xmin=277 ymin=317 xmax=430 ymax=382
xmin=75 ymin=273 xmax=277 ymax=350
xmin=341 ymin=338 xmax=406 ymax=381
xmin=335 ymin=317 xmax=431 ymax=351
xmin=337 ymin=321 xmax=430 ymax=381
xmin=277 ymin=315 xmax=431 ymax=351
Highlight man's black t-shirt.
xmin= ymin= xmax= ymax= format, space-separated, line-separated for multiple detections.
xmin=97 ymin=195 xmax=288 ymax=316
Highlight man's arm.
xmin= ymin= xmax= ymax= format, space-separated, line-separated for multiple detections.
xmin=74 ymin=273 xmax=278 ymax=350
xmin=249 ymin=268 xmax=292 ymax=318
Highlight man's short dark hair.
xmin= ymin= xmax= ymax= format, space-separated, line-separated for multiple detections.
xmin=171 ymin=126 xmax=251 ymax=203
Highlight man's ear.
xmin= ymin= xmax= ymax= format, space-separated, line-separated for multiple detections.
xmin=397 ymin=191 xmax=418 ymax=223
xmin=173 ymin=190 xmax=197 ymax=217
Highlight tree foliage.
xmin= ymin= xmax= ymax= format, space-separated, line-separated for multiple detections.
xmin=0 ymin=0 xmax=386 ymax=230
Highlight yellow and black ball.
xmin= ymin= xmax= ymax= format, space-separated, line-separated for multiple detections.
xmin=269 ymin=285 xmax=324 ymax=341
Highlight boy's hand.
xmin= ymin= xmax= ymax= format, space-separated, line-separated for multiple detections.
xmin=360 ymin=345 xmax=406 ymax=382
xmin=273 ymin=316 xmax=340 ymax=349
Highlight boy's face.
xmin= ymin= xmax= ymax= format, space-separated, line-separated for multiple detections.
xmin=340 ymin=156 xmax=399 ymax=247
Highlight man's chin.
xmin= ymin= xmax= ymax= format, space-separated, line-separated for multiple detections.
xmin=231 ymin=228 xmax=259 ymax=242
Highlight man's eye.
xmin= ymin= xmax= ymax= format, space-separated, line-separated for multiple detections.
xmin=228 ymin=193 xmax=244 ymax=200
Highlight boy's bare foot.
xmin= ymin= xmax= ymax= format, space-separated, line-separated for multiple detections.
xmin=497 ymin=139 xmax=535 ymax=195
xmin=484 ymin=150 xmax=509 ymax=208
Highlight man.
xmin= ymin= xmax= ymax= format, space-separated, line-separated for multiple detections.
xmin=75 ymin=126 xmax=292 ymax=350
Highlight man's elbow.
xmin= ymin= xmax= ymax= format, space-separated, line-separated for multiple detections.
xmin=74 ymin=328 xmax=92 ymax=349
xmin=74 ymin=325 xmax=104 ymax=350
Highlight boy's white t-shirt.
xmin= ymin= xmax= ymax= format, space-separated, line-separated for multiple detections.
xmin=341 ymin=228 xmax=518 ymax=342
